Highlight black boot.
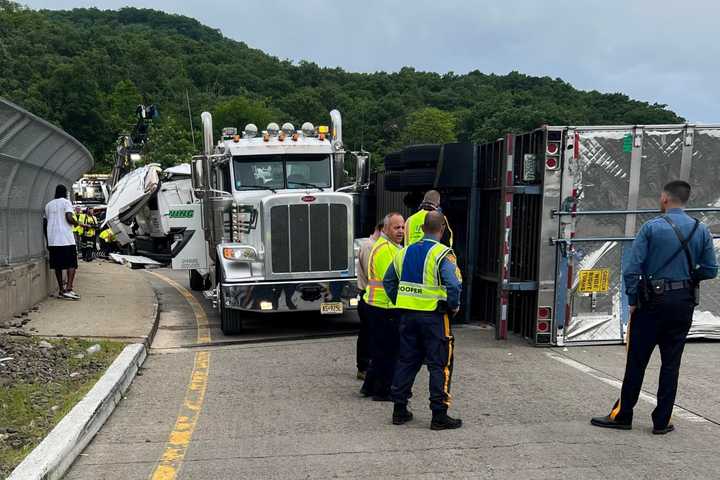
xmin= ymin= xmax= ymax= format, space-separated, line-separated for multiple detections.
xmin=392 ymin=404 xmax=413 ymax=425
xmin=431 ymin=411 xmax=462 ymax=430
xmin=590 ymin=415 xmax=632 ymax=430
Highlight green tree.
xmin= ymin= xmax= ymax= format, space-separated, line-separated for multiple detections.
xmin=145 ymin=116 xmax=195 ymax=168
xmin=399 ymin=107 xmax=457 ymax=146
xmin=107 ymin=80 xmax=143 ymax=135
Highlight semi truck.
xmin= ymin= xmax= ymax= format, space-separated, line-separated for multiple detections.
xmin=166 ymin=110 xmax=366 ymax=333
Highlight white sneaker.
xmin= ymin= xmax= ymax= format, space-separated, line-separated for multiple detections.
xmin=63 ymin=291 xmax=80 ymax=300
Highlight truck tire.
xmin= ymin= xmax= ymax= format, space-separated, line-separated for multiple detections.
xmin=219 ymin=288 xmax=243 ymax=334
xmin=384 ymin=145 xmax=441 ymax=171
xmin=189 ymin=269 xmax=206 ymax=291
xmin=383 ymin=152 xmax=403 ymax=171
xmin=384 ymin=168 xmax=437 ymax=192
xmin=400 ymin=144 xmax=442 ymax=169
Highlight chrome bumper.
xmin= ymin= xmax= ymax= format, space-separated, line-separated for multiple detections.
xmin=221 ymin=279 xmax=359 ymax=312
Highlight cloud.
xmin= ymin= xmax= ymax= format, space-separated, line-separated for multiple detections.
xmin=22 ymin=0 xmax=720 ymax=121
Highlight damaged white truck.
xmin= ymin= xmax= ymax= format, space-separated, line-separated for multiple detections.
xmin=152 ymin=110 xmax=365 ymax=333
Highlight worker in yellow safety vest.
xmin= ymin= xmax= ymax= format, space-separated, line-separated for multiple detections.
xmin=72 ymin=207 xmax=83 ymax=250
xmin=384 ymin=210 xmax=463 ymax=430
xmin=404 ymin=189 xmax=453 ymax=247
xmin=360 ymin=212 xmax=405 ymax=401
xmin=98 ymin=227 xmax=118 ymax=257
xmin=76 ymin=208 xmax=98 ymax=262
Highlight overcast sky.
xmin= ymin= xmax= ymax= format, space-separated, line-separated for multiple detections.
xmin=22 ymin=0 xmax=720 ymax=122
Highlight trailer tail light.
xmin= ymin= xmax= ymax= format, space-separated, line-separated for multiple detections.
xmin=537 ymin=320 xmax=550 ymax=333
xmin=536 ymin=306 xmax=552 ymax=335
xmin=545 ymin=157 xmax=559 ymax=170
xmin=546 ymin=143 xmax=560 ymax=155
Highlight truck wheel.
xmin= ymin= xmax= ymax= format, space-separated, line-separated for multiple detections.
xmin=189 ymin=270 xmax=206 ymax=291
xmin=219 ymin=289 xmax=243 ymax=334
xmin=384 ymin=168 xmax=437 ymax=192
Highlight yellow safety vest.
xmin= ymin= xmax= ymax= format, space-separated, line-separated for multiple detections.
xmin=99 ymin=228 xmax=116 ymax=242
xmin=363 ymin=235 xmax=402 ymax=309
xmin=77 ymin=213 xmax=98 ymax=237
xmin=392 ymin=239 xmax=452 ymax=311
xmin=404 ymin=209 xmax=454 ymax=247
xmin=72 ymin=213 xmax=82 ymax=235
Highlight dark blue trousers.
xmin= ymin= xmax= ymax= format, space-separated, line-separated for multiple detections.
xmin=610 ymin=289 xmax=695 ymax=428
xmin=391 ymin=310 xmax=455 ymax=412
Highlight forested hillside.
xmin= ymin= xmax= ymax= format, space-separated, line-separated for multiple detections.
xmin=0 ymin=1 xmax=683 ymax=170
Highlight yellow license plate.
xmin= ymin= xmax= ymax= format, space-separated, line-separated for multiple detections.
xmin=320 ymin=302 xmax=343 ymax=315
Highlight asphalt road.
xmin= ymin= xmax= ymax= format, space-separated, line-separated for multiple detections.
xmin=64 ymin=268 xmax=720 ymax=479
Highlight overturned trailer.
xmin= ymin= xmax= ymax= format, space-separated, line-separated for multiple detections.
xmin=382 ymin=125 xmax=720 ymax=345
xmin=475 ymin=124 xmax=720 ymax=345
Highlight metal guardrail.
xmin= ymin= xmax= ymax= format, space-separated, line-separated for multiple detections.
xmin=0 ymin=97 xmax=93 ymax=265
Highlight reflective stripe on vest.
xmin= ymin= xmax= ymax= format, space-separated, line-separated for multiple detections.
xmin=404 ymin=209 xmax=454 ymax=247
xmin=393 ymin=239 xmax=452 ymax=311
xmin=362 ymin=236 xmax=401 ymax=309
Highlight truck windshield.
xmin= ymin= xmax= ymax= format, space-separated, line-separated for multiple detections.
xmin=233 ymin=154 xmax=331 ymax=191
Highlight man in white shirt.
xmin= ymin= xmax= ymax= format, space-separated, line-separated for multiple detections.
xmin=44 ymin=185 xmax=81 ymax=300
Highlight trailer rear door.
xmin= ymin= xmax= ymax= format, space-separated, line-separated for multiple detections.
xmin=552 ymin=125 xmax=720 ymax=345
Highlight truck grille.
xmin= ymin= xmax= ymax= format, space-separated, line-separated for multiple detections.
xmin=270 ymin=203 xmax=348 ymax=274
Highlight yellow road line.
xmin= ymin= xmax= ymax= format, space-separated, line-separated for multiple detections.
xmin=146 ymin=271 xmax=212 ymax=480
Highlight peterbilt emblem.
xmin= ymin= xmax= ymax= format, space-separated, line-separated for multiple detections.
xmin=301 ymin=195 xmax=316 ymax=202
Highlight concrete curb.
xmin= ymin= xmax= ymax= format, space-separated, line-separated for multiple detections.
xmin=8 ymin=343 xmax=148 ymax=480
xmin=144 ymin=283 xmax=161 ymax=349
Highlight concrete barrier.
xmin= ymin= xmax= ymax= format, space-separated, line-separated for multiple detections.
xmin=0 ymin=260 xmax=53 ymax=323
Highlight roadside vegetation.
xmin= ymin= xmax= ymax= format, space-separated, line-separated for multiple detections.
xmin=0 ymin=335 xmax=124 ymax=477
xmin=0 ymin=1 xmax=682 ymax=171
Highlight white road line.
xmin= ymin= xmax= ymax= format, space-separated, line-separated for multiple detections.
xmin=546 ymin=352 xmax=708 ymax=423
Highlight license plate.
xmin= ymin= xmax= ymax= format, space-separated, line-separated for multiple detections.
xmin=320 ymin=302 xmax=343 ymax=315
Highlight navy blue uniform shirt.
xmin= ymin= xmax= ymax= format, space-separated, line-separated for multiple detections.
xmin=624 ymin=208 xmax=718 ymax=306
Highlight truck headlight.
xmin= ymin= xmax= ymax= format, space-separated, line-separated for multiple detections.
xmin=223 ymin=246 xmax=258 ymax=262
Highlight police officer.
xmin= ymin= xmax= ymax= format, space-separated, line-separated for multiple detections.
xmin=591 ymin=181 xmax=718 ymax=434
xmin=384 ymin=210 xmax=463 ymax=430
xmin=360 ymin=212 xmax=405 ymax=401
xmin=404 ymin=190 xmax=453 ymax=247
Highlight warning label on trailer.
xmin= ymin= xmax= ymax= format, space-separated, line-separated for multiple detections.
xmin=578 ymin=269 xmax=610 ymax=293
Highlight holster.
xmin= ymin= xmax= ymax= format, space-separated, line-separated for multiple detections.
xmin=637 ymin=278 xmax=666 ymax=308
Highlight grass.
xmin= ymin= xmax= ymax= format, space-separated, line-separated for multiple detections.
xmin=0 ymin=337 xmax=125 ymax=477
